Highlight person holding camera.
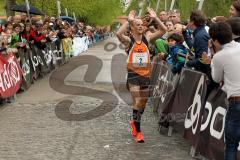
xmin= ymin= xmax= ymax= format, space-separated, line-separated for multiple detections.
xmin=183 ymin=10 xmax=220 ymax=99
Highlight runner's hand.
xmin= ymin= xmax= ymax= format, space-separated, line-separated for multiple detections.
xmin=128 ymin=10 xmax=136 ymax=22
xmin=147 ymin=8 xmax=157 ymax=19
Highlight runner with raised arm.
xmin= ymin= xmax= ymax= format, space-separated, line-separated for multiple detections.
xmin=116 ymin=8 xmax=167 ymax=143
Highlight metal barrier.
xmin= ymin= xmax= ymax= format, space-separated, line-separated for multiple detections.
xmin=0 ymin=34 xmax=105 ymax=100
xmin=151 ymin=59 xmax=240 ymax=160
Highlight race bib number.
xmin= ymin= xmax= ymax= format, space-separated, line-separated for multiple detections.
xmin=132 ymin=52 xmax=148 ymax=67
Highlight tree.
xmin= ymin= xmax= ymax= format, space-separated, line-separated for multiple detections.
xmin=6 ymin=0 xmax=16 ymax=16
xmin=125 ymin=0 xmax=233 ymax=20
xmin=16 ymin=0 xmax=123 ymax=25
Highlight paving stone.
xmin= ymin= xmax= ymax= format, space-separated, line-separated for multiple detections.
xmin=0 ymin=38 xmax=193 ymax=160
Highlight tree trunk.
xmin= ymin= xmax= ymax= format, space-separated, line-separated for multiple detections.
xmin=6 ymin=0 xmax=16 ymax=17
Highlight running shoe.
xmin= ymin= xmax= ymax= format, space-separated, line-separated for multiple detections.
xmin=130 ymin=120 xmax=137 ymax=137
xmin=135 ymin=132 xmax=144 ymax=143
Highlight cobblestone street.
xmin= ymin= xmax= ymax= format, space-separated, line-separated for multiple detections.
xmin=0 ymin=38 xmax=193 ymax=160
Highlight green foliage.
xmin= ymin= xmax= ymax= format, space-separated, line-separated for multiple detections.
xmin=16 ymin=0 xmax=123 ymax=25
xmin=0 ymin=0 xmax=6 ymax=16
xmin=125 ymin=0 xmax=233 ymax=20
xmin=2 ymin=0 xmax=234 ymax=24
xmin=126 ymin=0 xmax=140 ymax=14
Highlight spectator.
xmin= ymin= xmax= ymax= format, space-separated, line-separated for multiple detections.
xmin=230 ymin=0 xmax=240 ymax=17
xmin=10 ymin=23 xmax=22 ymax=49
xmin=13 ymin=15 xmax=22 ymax=24
xmin=19 ymin=23 xmax=25 ymax=33
xmin=227 ymin=17 xmax=240 ymax=42
xmin=166 ymin=33 xmax=188 ymax=74
xmin=165 ymin=20 xmax=174 ymax=32
xmin=212 ymin=0 xmax=240 ymax=22
xmin=183 ymin=10 xmax=209 ymax=62
xmin=1 ymin=22 xmax=13 ymax=40
xmin=160 ymin=20 xmax=174 ymax=40
xmin=20 ymin=13 xmax=27 ymax=23
xmin=21 ymin=23 xmax=31 ymax=42
xmin=30 ymin=21 xmax=46 ymax=49
xmin=159 ymin=10 xmax=168 ymax=23
xmin=169 ymin=9 xmax=181 ymax=25
xmin=184 ymin=10 xmax=219 ymax=99
xmin=210 ymin=21 xmax=240 ymax=160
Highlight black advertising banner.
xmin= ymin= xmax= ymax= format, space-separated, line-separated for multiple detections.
xmin=46 ymin=42 xmax=64 ymax=67
xmin=171 ymin=68 xmax=207 ymax=148
xmin=30 ymin=45 xmax=43 ymax=79
xmin=159 ymin=67 xmax=240 ymax=160
xmin=0 ymin=40 xmax=65 ymax=98
xmin=30 ymin=45 xmax=48 ymax=79
xmin=198 ymin=88 xmax=240 ymax=160
xmin=151 ymin=62 xmax=176 ymax=115
xmin=150 ymin=58 xmax=161 ymax=98
xmin=18 ymin=48 xmax=32 ymax=90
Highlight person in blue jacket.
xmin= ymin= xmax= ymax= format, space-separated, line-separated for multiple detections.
xmin=166 ymin=33 xmax=188 ymax=74
xmin=182 ymin=10 xmax=210 ymax=75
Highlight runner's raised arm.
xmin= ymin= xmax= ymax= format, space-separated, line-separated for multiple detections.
xmin=145 ymin=8 xmax=167 ymax=42
xmin=116 ymin=10 xmax=136 ymax=45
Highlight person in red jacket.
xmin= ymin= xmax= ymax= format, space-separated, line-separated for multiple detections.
xmin=21 ymin=23 xmax=31 ymax=41
xmin=30 ymin=21 xmax=47 ymax=49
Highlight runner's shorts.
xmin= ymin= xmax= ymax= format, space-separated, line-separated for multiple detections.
xmin=127 ymin=71 xmax=150 ymax=90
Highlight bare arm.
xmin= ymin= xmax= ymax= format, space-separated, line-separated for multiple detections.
xmin=116 ymin=21 xmax=130 ymax=46
xmin=116 ymin=10 xmax=137 ymax=46
xmin=146 ymin=8 xmax=167 ymax=42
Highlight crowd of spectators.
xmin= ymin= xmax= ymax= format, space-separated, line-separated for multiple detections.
xmin=0 ymin=13 xmax=109 ymax=56
xmin=140 ymin=1 xmax=240 ymax=77
xmin=137 ymin=0 xmax=240 ymax=159
xmin=0 ymin=13 xmax=111 ymax=103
